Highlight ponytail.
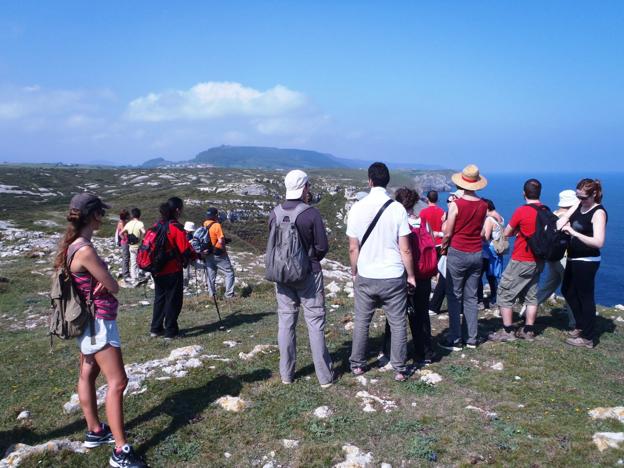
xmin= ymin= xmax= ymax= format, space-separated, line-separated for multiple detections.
xmin=54 ymin=208 xmax=89 ymax=270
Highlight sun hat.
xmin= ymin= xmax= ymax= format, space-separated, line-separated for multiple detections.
xmin=69 ymin=192 xmax=110 ymax=216
xmin=558 ymin=189 xmax=577 ymax=208
xmin=285 ymin=169 xmax=309 ymax=200
xmin=451 ymin=164 xmax=488 ymax=191
xmin=183 ymin=221 xmax=196 ymax=232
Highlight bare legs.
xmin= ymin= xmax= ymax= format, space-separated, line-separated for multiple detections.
xmin=499 ymin=305 xmax=538 ymax=327
xmin=78 ymin=345 xmax=128 ymax=447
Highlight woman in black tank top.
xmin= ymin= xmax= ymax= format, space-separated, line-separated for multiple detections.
xmin=559 ymin=179 xmax=607 ymax=348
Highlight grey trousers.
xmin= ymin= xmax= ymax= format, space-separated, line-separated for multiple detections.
xmin=276 ymin=271 xmax=333 ymax=385
xmin=446 ymin=247 xmax=482 ymax=345
xmin=350 ymin=275 xmax=408 ymax=373
xmin=537 ymin=258 xmax=574 ymax=327
xmin=121 ymin=244 xmax=130 ymax=278
xmin=204 ymin=254 xmax=235 ymax=297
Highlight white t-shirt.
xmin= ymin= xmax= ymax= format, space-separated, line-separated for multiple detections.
xmin=346 ymin=187 xmax=411 ymax=279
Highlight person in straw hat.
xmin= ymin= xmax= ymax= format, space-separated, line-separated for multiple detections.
xmin=438 ymin=164 xmax=488 ymax=351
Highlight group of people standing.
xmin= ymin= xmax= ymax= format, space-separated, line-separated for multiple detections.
xmin=54 ymin=162 xmax=607 ymax=467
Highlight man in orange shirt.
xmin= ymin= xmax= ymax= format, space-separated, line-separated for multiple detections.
xmin=203 ymin=207 xmax=236 ymax=298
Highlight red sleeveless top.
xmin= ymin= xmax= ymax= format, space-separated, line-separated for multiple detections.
xmin=450 ymin=198 xmax=488 ymax=253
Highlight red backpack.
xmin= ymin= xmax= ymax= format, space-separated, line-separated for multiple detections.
xmin=137 ymin=222 xmax=175 ymax=274
xmin=411 ymin=222 xmax=438 ymax=279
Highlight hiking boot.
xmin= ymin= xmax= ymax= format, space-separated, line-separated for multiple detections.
xmin=465 ymin=337 xmax=484 ymax=349
xmin=83 ymin=422 xmax=114 ymax=448
xmin=566 ymin=329 xmax=582 ymax=338
xmin=488 ymin=330 xmax=517 ymax=343
xmin=515 ymin=328 xmax=536 ymax=341
xmin=565 ymin=336 xmax=594 ymax=349
xmin=351 ymin=367 xmax=366 ymax=376
xmin=109 ymin=444 xmax=147 ymax=468
xmin=437 ymin=338 xmax=462 ymax=352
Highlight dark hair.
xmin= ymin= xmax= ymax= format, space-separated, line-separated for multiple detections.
xmin=483 ymin=198 xmax=496 ymax=211
xmin=54 ymin=206 xmax=99 ymax=269
xmin=119 ymin=209 xmax=130 ymax=221
xmin=427 ymin=190 xmax=438 ymax=203
xmin=577 ymin=178 xmax=603 ymax=203
xmin=160 ymin=197 xmax=183 ymax=221
xmin=395 ymin=187 xmax=418 ymax=211
xmin=368 ymin=162 xmax=390 ymax=188
xmin=523 ymin=179 xmax=542 ymax=200
xmin=131 ymin=208 xmax=141 ymax=219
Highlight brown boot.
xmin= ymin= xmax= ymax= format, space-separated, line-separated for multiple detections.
xmin=566 ymin=329 xmax=582 ymax=338
xmin=565 ymin=336 xmax=594 ymax=349
xmin=515 ymin=328 xmax=536 ymax=341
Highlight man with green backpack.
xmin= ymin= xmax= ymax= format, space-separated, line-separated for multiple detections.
xmin=265 ymin=169 xmax=334 ymax=388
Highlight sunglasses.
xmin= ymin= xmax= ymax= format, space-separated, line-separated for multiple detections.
xmin=576 ymin=193 xmax=589 ymax=200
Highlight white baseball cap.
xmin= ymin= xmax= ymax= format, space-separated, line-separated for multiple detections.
xmin=558 ymin=189 xmax=577 ymax=208
xmin=183 ymin=221 xmax=196 ymax=232
xmin=284 ymin=169 xmax=309 ymax=200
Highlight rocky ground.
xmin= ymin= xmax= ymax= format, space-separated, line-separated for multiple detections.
xmin=1 ymin=167 xmax=624 ymax=467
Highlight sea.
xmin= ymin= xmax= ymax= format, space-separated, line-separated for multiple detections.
xmin=463 ymin=172 xmax=622 ymax=307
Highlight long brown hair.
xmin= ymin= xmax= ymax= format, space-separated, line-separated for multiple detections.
xmin=577 ymin=178 xmax=603 ymax=204
xmin=53 ymin=208 xmax=92 ymax=270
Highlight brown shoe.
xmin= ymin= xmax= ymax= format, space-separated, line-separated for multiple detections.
xmin=515 ymin=328 xmax=536 ymax=341
xmin=566 ymin=329 xmax=582 ymax=338
xmin=565 ymin=336 xmax=594 ymax=349
xmin=488 ymin=330 xmax=517 ymax=343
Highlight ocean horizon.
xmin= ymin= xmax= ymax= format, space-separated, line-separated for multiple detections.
xmin=452 ymin=172 xmax=621 ymax=307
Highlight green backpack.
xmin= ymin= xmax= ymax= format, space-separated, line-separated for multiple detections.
xmin=48 ymin=242 xmax=96 ymax=345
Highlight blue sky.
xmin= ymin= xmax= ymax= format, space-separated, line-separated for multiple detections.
xmin=0 ymin=1 xmax=622 ymax=171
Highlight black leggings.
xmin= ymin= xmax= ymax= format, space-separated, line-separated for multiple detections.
xmin=383 ymin=279 xmax=433 ymax=361
xmin=151 ymin=270 xmax=184 ymax=337
xmin=477 ymin=257 xmax=499 ymax=305
xmin=562 ymin=260 xmax=599 ymax=340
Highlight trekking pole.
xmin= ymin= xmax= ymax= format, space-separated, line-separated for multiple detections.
xmin=193 ymin=263 xmax=199 ymax=296
xmin=212 ymin=293 xmax=226 ymax=330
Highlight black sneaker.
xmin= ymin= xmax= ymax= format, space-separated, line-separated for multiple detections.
xmin=109 ymin=444 xmax=147 ymax=468
xmin=83 ymin=422 xmax=114 ymax=448
xmin=437 ymin=338 xmax=462 ymax=352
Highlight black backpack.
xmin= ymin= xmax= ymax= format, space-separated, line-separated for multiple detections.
xmin=525 ymin=204 xmax=569 ymax=261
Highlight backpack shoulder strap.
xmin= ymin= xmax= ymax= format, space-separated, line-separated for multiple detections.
xmin=66 ymin=241 xmax=92 ymax=269
xmin=360 ymin=199 xmax=393 ymax=249
xmin=275 ymin=203 xmax=312 ymax=223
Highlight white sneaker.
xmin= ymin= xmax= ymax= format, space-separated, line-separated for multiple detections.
xmin=428 ymin=310 xmax=437 ymax=316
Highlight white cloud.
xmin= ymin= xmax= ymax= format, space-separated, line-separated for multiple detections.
xmin=125 ymin=81 xmax=307 ymax=122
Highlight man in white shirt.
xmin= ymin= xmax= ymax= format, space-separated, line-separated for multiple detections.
xmin=346 ymin=162 xmax=416 ymax=381
xmin=122 ymin=208 xmax=146 ymax=282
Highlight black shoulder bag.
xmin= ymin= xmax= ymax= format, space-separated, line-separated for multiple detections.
xmin=360 ymin=199 xmax=394 ymax=249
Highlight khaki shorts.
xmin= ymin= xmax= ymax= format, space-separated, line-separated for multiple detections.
xmin=497 ymin=260 xmax=543 ymax=308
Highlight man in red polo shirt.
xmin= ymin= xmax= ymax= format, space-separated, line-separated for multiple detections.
xmin=489 ymin=179 xmax=544 ymax=342
xmin=419 ymin=191 xmax=445 ymax=248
